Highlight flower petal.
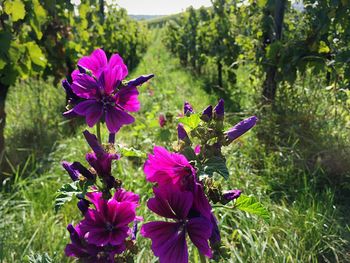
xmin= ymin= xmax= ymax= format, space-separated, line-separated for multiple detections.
xmin=108 ymin=53 xmax=128 ymax=79
xmin=71 ymin=74 xmax=99 ymax=99
xmin=116 ymin=86 xmax=140 ymax=112
xmin=141 ymin=221 xmax=188 ymax=263
xmin=76 ymin=49 xmax=108 ymax=78
xmin=105 ymin=106 xmax=134 ymax=133
xmin=74 ymin=100 xmax=103 ymax=127
xmin=113 ymin=188 xmax=140 ymax=204
xmin=187 ymin=217 xmax=213 ymax=258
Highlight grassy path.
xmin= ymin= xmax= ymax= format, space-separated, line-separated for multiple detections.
xmin=0 ymin=30 xmax=349 ymax=262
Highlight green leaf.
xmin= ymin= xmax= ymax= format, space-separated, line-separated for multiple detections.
xmin=202 ymin=156 xmax=229 ymax=179
xmin=26 ymin=42 xmax=47 ymax=68
xmin=318 ymin=41 xmax=330 ymax=54
xmin=120 ymin=147 xmax=146 ymax=158
xmin=178 ymin=113 xmax=201 ymax=131
xmin=0 ymin=59 xmax=6 ymax=70
xmin=257 ymin=0 xmax=268 ymax=7
xmin=54 ymin=181 xmax=80 ymax=212
xmin=4 ymin=0 xmax=26 ymax=22
xmin=0 ymin=32 xmax=12 ymax=55
xmin=235 ymin=194 xmax=270 ymax=222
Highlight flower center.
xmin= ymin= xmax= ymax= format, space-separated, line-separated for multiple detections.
xmin=105 ymin=222 xmax=114 ymax=232
xmin=101 ymin=95 xmax=116 ymax=109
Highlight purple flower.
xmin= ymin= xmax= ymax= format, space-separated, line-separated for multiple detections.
xmin=69 ymin=49 xmax=140 ymax=133
xmin=143 ymin=146 xmax=212 ymax=219
xmin=194 ymin=145 xmax=201 ymax=155
xmin=141 ymin=187 xmax=213 ymax=263
xmin=158 ymin=114 xmax=166 ymax=127
xmin=126 ymin=74 xmax=154 ymax=87
xmin=223 ymin=189 xmax=242 ymax=201
xmin=213 ymin=99 xmax=224 ymax=119
xmin=224 ymin=116 xmax=258 ymax=142
xmin=65 ymin=223 xmax=125 ymax=263
xmin=62 ymin=161 xmax=94 ymax=181
xmin=184 ymin=101 xmax=193 ymax=115
xmin=79 ymin=192 xmax=137 ymax=247
xmin=144 ymin=146 xmax=195 ymax=188
xmin=177 ymin=123 xmax=188 ymax=140
xmin=113 ymin=188 xmax=140 ymax=204
xmin=83 ymin=130 xmax=120 ymax=188
xmin=201 ymin=105 xmax=213 ymax=122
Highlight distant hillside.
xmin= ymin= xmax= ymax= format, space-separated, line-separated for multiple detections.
xmin=129 ymin=15 xmax=165 ymax=21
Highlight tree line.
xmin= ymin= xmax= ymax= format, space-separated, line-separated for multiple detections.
xmin=0 ymin=0 xmax=149 ymax=167
xmin=163 ymin=0 xmax=350 ymax=104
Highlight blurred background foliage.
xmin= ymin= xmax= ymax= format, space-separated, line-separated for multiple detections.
xmin=0 ymin=0 xmax=350 ymax=262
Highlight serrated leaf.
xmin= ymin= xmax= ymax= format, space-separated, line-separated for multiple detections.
xmin=26 ymin=42 xmax=47 ymax=68
xmin=120 ymin=147 xmax=146 ymax=158
xmin=178 ymin=113 xmax=201 ymax=131
xmin=4 ymin=0 xmax=26 ymax=22
xmin=235 ymin=194 xmax=270 ymax=222
xmin=54 ymin=181 xmax=80 ymax=212
xmin=202 ymin=156 xmax=229 ymax=179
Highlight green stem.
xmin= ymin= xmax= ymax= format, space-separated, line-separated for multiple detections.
xmin=199 ymin=250 xmax=207 ymax=263
xmin=96 ymin=122 xmax=101 ymax=144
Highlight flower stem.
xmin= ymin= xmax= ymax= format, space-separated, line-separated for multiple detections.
xmin=96 ymin=122 xmax=101 ymax=144
xmin=198 ymin=250 xmax=207 ymax=263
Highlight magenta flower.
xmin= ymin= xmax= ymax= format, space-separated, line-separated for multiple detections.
xmin=143 ymin=146 xmax=212 ymax=219
xmin=66 ymin=49 xmax=152 ymax=133
xmin=194 ymin=145 xmax=201 ymax=155
xmin=113 ymin=188 xmax=140 ymax=204
xmin=141 ymin=187 xmax=213 ymax=263
xmin=79 ymin=191 xmax=137 ymax=247
xmin=224 ymin=116 xmax=258 ymax=142
xmin=65 ymin=223 xmax=125 ymax=263
xmin=144 ymin=146 xmax=195 ymax=188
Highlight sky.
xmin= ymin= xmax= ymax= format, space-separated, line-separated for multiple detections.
xmin=116 ymin=0 xmax=212 ymax=15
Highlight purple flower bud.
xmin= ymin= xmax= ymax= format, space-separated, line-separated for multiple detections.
xmin=131 ymin=220 xmax=139 ymax=240
xmin=194 ymin=145 xmax=201 ymax=155
xmin=77 ymin=199 xmax=90 ymax=215
xmin=223 ymin=189 xmax=242 ymax=201
xmin=225 ymin=116 xmax=258 ymax=142
xmin=127 ymin=74 xmax=154 ymax=87
xmin=184 ymin=101 xmax=193 ymax=115
xmin=71 ymin=162 xmax=94 ymax=180
xmin=177 ymin=123 xmax=188 ymax=140
xmin=158 ymin=114 xmax=166 ymax=127
xmin=62 ymin=161 xmax=79 ymax=181
xmin=213 ymin=99 xmax=224 ymax=119
xmin=201 ymin=105 xmax=212 ymax=122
